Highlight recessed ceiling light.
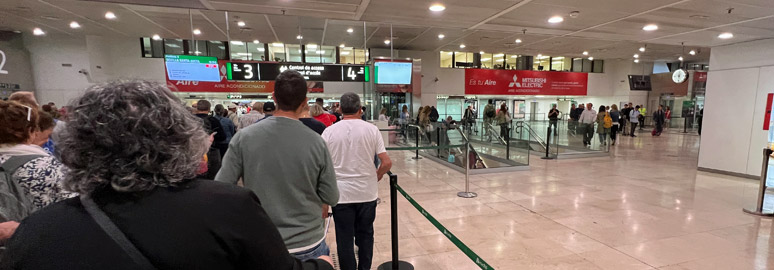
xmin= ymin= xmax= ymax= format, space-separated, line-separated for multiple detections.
xmin=384 ymin=39 xmax=390 ymax=44
xmin=643 ymin=24 xmax=658 ymax=31
xmin=515 ymin=39 xmax=522 ymax=43
xmin=633 ymin=54 xmax=639 ymax=58
xmin=429 ymin=4 xmax=446 ymax=12
xmin=678 ymin=56 xmax=684 ymax=61
xmin=32 ymin=28 xmax=45 ymax=36
xmin=689 ymin=50 xmax=696 ymax=55
xmin=193 ymin=29 xmax=201 ymax=35
xmin=582 ymin=51 xmax=588 ymax=56
xmin=639 ymin=47 xmax=646 ymax=52
xmin=438 ymin=34 xmax=445 ymax=39
xmin=253 ymin=39 xmax=260 ymax=44
xmin=152 ymin=34 xmax=161 ymax=40
xmin=718 ymin=32 xmax=733 ymax=39
xmin=105 ymin=11 xmax=116 ymax=20
xmin=237 ymin=21 xmax=245 ymax=27
xmin=588 ymin=57 xmax=594 ymax=60
xmin=479 ymin=51 xmax=485 ymax=54
xmin=548 ymin=16 xmax=564 ymax=24
xmin=347 ymin=28 xmax=353 ymax=33
xmin=296 ymin=35 xmax=303 ymax=39
xmin=634 ymin=59 xmax=640 ymax=63
xmin=459 ymin=44 xmax=465 ymax=48
xmin=69 ymin=21 xmax=81 ymax=29
xmin=339 ymin=44 xmax=345 ymax=48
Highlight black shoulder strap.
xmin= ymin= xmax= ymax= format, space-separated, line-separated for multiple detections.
xmin=80 ymin=196 xmax=157 ymax=270
xmin=0 ymin=155 xmax=43 ymax=175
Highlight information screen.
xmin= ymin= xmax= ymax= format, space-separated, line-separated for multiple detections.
xmin=375 ymin=62 xmax=412 ymax=85
xmin=226 ymin=62 xmax=367 ymax=82
xmin=165 ymin=55 xmax=220 ymax=82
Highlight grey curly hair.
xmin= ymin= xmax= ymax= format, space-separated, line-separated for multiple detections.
xmin=58 ymin=80 xmax=209 ymax=195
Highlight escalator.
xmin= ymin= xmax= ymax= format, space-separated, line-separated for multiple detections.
xmin=512 ymin=121 xmax=548 ymax=152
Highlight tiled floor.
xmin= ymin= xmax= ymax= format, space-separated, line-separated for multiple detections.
xmin=327 ymin=129 xmax=774 ymax=270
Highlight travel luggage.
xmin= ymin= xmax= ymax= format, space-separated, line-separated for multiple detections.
xmin=1 ymin=155 xmax=42 ymax=222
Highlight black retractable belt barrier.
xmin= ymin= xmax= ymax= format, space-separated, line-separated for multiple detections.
xmin=377 ymin=172 xmax=414 ymax=270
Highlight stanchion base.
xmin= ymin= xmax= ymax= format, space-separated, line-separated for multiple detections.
xmin=742 ymin=208 xmax=774 ymax=217
xmin=540 ymin=156 xmax=555 ymax=160
xmin=411 ymin=157 xmax=423 ymax=160
xmin=457 ymin=192 xmax=478 ymax=198
xmin=377 ymin=261 xmax=415 ymax=270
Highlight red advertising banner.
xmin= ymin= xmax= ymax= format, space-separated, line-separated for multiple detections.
xmin=464 ymin=69 xmax=588 ymax=96
xmin=765 ymin=93 xmax=773 ymax=130
xmin=166 ymin=60 xmax=276 ymax=93
xmin=694 ymin=71 xmax=707 ymax=82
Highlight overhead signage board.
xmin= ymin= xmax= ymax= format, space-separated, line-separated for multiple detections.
xmin=227 ymin=62 xmax=367 ymax=82
xmin=164 ymin=55 xmax=220 ymax=82
xmin=464 ymin=69 xmax=588 ymax=96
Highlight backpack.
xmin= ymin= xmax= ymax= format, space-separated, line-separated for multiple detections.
xmin=485 ymin=108 xmax=495 ymax=118
xmin=1 ymin=155 xmax=42 ymax=222
xmin=603 ymin=112 xmax=613 ymax=128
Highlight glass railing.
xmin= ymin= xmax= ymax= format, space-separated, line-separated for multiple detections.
xmin=382 ymin=121 xmax=529 ymax=171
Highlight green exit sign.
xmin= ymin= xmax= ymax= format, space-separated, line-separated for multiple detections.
xmin=226 ymin=94 xmax=243 ymax=99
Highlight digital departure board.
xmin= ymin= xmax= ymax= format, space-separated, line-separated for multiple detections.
xmin=164 ymin=55 xmax=220 ymax=82
xmin=226 ymin=62 xmax=367 ymax=82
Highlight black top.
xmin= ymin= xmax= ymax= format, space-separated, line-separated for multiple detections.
xmin=0 ymin=180 xmax=332 ymax=270
xmin=300 ymin=118 xmax=327 ymax=135
xmin=548 ymin=108 xmax=559 ymax=121
xmin=332 ymin=112 xmax=342 ymax=123
xmin=621 ymin=107 xmax=632 ymax=120
xmin=195 ymin=113 xmax=227 ymax=144
xmin=574 ymin=107 xmax=586 ymax=120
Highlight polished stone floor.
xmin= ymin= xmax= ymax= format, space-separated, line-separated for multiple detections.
xmin=326 ymin=130 xmax=773 ymax=270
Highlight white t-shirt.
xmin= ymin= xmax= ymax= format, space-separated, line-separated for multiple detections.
xmin=321 ymin=119 xmax=387 ymax=204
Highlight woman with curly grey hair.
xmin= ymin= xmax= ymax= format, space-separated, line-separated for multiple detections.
xmin=1 ymin=80 xmax=333 ymax=270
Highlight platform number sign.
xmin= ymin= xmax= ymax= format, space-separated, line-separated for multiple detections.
xmin=0 ymin=49 xmax=8 ymax=75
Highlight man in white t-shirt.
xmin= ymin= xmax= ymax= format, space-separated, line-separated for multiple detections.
xmin=321 ymin=92 xmax=392 ymax=270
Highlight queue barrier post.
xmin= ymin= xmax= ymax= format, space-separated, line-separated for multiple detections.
xmin=377 ymin=173 xmax=415 ymax=270
xmin=743 ymin=148 xmax=774 ymax=217
xmin=412 ymin=126 xmax=422 ymax=160
xmin=458 ymin=141 xmax=478 ymax=198
xmin=541 ymin=126 xmax=554 ymax=160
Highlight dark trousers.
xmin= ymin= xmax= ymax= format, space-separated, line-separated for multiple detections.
xmin=499 ymin=124 xmax=508 ymax=140
xmin=333 ymin=201 xmax=377 ymax=270
xmin=630 ymin=123 xmax=638 ymax=135
xmin=548 ymin=120 xmax=558 ymax=135
xmin=610 ymin=125 xmax=618 ymax=141
xmin=582 ymin=123 xmax=594 ymax=144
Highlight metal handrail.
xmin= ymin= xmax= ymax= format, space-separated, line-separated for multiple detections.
xmin=485 ymin=123 xmax=508 ymax=145
xmin=454 ymin=127 xmax=488 ymax=169
xmin=515 ymin=121 xmax=548 ymax=151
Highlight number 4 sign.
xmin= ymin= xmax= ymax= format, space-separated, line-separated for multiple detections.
xmin=0 ymin=49 xmax=8 ymax=74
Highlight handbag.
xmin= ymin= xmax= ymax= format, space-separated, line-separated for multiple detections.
xmin=81 ymin=196 xmax=157 ymax=270
xmin=425 ymin=124 xmax=435 ymax=133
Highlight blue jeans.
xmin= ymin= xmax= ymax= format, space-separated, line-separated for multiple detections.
xmin=291 ymin=239 xmax=330 ymax=262
xmin=333 ymin=201 xmax=377 ymax=270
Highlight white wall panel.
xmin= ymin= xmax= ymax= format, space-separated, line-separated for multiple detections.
xmin=746 ymin=66 xmax=774 ymax=175
xmin=698 ymin=68 xmax=760 ymax=174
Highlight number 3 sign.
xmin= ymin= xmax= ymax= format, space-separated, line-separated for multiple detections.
xmin=0 ymin=49 xmax=8 ymax=74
